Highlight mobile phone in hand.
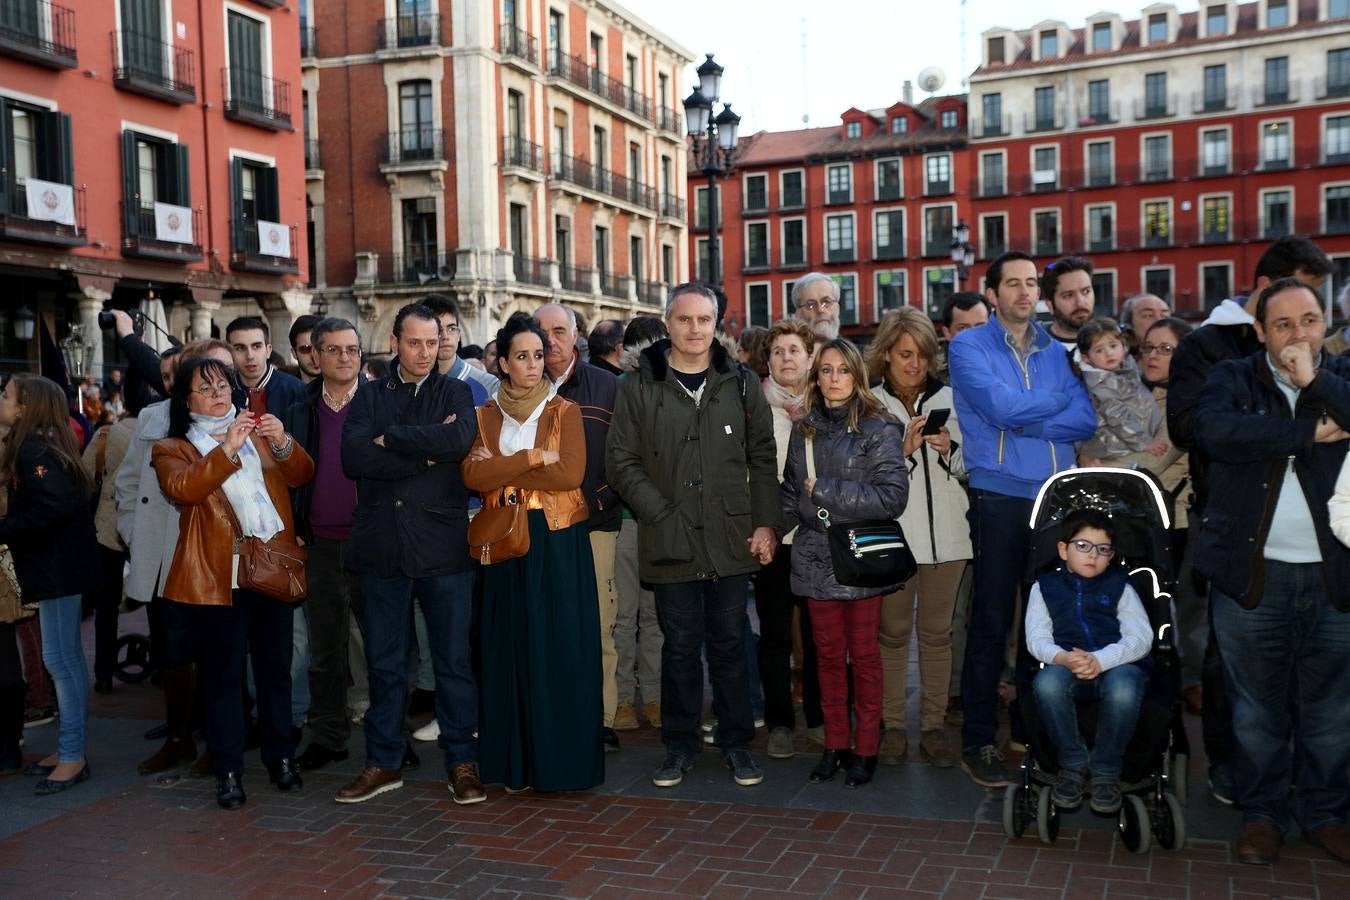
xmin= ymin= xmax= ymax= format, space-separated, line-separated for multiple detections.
xmin=247 ymin=387 xmax=267 ymax=418
xmin=921 ymin=408 xmax=951 ymax=436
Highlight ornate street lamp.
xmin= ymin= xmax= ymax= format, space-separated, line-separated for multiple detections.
xmin=12 ymin=305 xmax=35 ymax=342
xmin=950 ymin=220 xmax=975 ymax=283
xmin=60 ymin=324 xmax=93 ymax=381
xmin=684 ymin=53 xmax=740 ymax=292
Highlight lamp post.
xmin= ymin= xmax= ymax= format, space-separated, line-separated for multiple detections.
xmin=950 ymin=219 xmax=975 ymax=284
xmin=684 ymin=53 xmax=740 ymax=292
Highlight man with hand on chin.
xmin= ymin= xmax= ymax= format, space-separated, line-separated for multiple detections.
xmin=1194 ymin=277 xmax=1350 ymax=868
xmin=607 ymin=283 xmax=781 ymax=791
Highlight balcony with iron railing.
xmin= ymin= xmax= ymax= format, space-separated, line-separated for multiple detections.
xmin=0 ymin=182 xmax=86 ymax=246
xmin=636 ymin=280 xmax=664 ymax=305
xmin=1024 ymin=109 xmax=1065 ymax=133
xmin=222 ymin=67 xmax=292 ymax=131
xmin=377 ymin=14 xmax=442 ymax=53
xmin=1316 ymin=75 xmax=1350 ymax=100
xmin=547 ymin=51 xmax=653 ymax=123
xmin=378 ymin=250 xmax=456 ymax=285
xmin=113 ymin=31 xmax=194 ymax=103
xmin=0 ymin=0 xmax=76 ymax=68
xmin=231 ymin=220 xmax=299 ymax=274
xmin=659 ymin=192 xmax=685 ymax=222
xmin=550 ymin=154 xmax=656 ymax=212
xmin=781 ymin=245 xmax=807 ymax=269
xmin=120 ymin=202 xmax=202 ymax=261
xmin=1077 ymin=103 xmax=1120 ymax=126
xmin=970 ymin=115 xmax=1011 ymax=138
xmin=503 ymin=136 xmax=544 ymax=175
xmin=600 ymin=272 xmax=632 ymax=299
xmin=513 ymin=254 xmax=551 ymax=288
xmin=1254 ymin=82 xmax=1299 ymax=107
xmin=824 ymin=244 xmax=856 ymax=264
xmin=976 ymin=176 xmax=1006 ymax=198
xmin=499 ymin=23 xmax=537 ymax=67
xmin=380 ymin=129 xmax=446 ymax=167
xmin=658 ymin=107 xmax=682 ymax=135
xmin=1192 ymin=87 xmax=1237 ymax=114
xmin=874 ymin=242 xmax=906 ymax=261
xmin=304 ymin=139 xmax=320 ymax=171
xmin=558 ymin=263 xmax=593 ymax=294
xmin=1135 ymin=94 xmax=1178 ymax=120
xmin=875 ymin=181 xmax=903 ymax=202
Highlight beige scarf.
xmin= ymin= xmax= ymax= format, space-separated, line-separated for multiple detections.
xmin=497 ymin=376 xmax=551 ymax=424
xmin=764 ymin=375 xmax=807 ymax=422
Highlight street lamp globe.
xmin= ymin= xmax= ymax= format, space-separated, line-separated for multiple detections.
xmin=696 ymin=53 xmax=724 ymax=104
xmin=683 ymin=87 xmax=711 ymax=137
xmin=954 ymin=220 xmax=970 ymax=245
xmin=12 ymin=305 xmax=35 ymax=342
xmin=963 ymin=247 xmax=975 ymax=268
xmin=714 ymin=104 xmax=741 ymax=151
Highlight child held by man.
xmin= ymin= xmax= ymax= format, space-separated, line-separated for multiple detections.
xmin=1025 ymin=509 xmax=1152 ymax=814
xmin=1074 ymin=318 xmax=1169 ymax=469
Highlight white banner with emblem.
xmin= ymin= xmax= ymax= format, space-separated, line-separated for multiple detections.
xmin=23 ymin=178 xmax=75 ymax=226
xmin=256 ymin=219 xmax=291 ymax=258
xmin=153 ymin=201 xmax=194 ymax=244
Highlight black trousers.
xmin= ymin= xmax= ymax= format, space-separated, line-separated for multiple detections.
xmin=191 ymin=591 xmax=295 ymax=776
xmin=305 ymin=537 xmax=364 ymax=752
xmin=0 ymin=621 xmax=22 ymax=689
xmin=91 ymin=546 xmax=128 ymax=682
xmin=752 ymin=544 xmax=822 ymax=731
xmin=148 ymin=595 xmax=197 ymax=670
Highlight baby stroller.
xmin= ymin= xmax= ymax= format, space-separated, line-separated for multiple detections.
xmin=1002 ymin=467 xmax=1190 ymax=854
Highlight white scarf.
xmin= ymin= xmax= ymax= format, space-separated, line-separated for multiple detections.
xmin=187 ymin=408 xmax=284 ymax=542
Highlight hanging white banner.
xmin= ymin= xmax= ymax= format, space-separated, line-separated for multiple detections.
xmin=256 ymin=219 xmax=291 ymax=258
xmin=153 ymin=201 xmax=194 ymax=244
xmin=24 ymin=178 xmax=76 ymax=226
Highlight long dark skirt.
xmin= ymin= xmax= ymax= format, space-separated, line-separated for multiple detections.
xmin=479 ymin=511 xmax=604 ymax=792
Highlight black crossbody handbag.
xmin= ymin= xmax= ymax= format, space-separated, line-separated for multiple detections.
xmin=805 ymin=434 xmax=917 ymax=589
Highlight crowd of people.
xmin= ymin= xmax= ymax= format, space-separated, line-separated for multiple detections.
xmin=0 ymin=234 xmax=1347 ymax=867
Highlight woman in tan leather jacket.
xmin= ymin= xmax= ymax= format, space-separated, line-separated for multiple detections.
xmin=462 ymin=313 xmax=602 ymax=793
xmin=152 ymin=356 xmax=314 ymax=810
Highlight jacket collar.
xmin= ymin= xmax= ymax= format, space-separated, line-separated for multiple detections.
xmin=305 ymin=372 xmax=365 ymax=403
xmin=988 ymin=314 xmax=1053 ymax=357
xmin=639 ymin=337 xmax=733 ymax=382
xmin=388 ymin=364 xmax=436 ymax=395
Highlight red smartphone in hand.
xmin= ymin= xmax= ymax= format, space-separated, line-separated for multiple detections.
xmin=247 ymin=387 xmax=266 ymax=419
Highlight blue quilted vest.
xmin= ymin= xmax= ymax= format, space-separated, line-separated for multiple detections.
xmin=1036 ymin=565 xmax=1132 ymax=654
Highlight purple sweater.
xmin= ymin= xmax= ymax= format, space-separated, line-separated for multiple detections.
xmin=310 ymin=401 xmax=357 ymax=541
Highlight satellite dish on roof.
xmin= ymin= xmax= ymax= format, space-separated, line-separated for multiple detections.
xmin=918 ymin=66 xmax=946 ymax=93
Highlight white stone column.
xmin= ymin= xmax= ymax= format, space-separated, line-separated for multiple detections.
xmin=190 ymin=305 xmax=215 ymax=341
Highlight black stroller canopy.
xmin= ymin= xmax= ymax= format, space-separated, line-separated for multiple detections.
xmin=1026 ymin=467 xmax=1175 ymax=579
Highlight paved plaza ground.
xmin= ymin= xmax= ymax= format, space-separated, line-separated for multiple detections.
xmin=0 ymin=611 xmax=1345 ymax=898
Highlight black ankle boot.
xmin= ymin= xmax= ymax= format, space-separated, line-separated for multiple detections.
xmin=0 ymin=683 xmax=23 ymax=776
xmin=809 ymin=749 xmax=851 ymax=784
xmin=845 ymin=755 xmax=878 ymax=788
xmin=269 ymin=759 xmax=303 ymax=792
xmin=216 ymin=772 xmax=246 ymax=809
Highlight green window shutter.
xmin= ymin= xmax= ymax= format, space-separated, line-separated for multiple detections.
xmin=0 ymin=99 xmax=11 ymax=214
xmin=173 ymin=144 xmax=190 ymax=206
xmin=258 ymin=165 xmax=279 ymax=221
xmin=230 ymin=156 xmax=245 ymax=251
xmin=121 ymin=130 xmax=140 ymax=234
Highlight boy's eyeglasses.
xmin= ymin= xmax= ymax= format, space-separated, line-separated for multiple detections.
xmin=1069 ymin=539 xmax=1115 ymax=558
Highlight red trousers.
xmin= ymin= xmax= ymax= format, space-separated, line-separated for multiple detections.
xmin=808 ymin=596 xmax=882 ymax=757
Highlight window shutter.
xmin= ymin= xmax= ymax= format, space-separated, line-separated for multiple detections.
xmin=174 ymin=144 xmax=190 ymax=205
xmin=0 ymin=99 xmax=11 ymax=214
xmin=121 ymin=130 xmax=140 ymax=234
xmin=55 ymin=112 xmax=74 ymax=184
xmin=230 ymin=156 xmax=245 ymax=249
xmin=258 ymin=164 xmax=279 ymax=221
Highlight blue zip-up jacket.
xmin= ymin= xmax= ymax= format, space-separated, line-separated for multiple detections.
xmin=1038 ymin=566 xmax=1129 ymax=653
xmin=948 ymin=316 xmax=1097 ymax=499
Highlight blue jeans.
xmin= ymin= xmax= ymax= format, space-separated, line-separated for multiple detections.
xmin=961 ymin=490 xmax=1033 ymax=752
xmin=654 ymin=576 xmax=754 ymax=758
xmin=1032 ymin=663 xmax=1146 ymax=778
xmin=1211 ymin=560 xmax=1350 ymax=831
xmin=39 ymin=594 xmax=87 ymax=764
xmin=361 ymin=571 xmax=476 ymax=771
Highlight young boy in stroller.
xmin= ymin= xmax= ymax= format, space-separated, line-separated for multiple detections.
xmin=1026 ymin=509 xmax=1151 ymax=815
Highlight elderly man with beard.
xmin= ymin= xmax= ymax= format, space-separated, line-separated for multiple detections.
xmin=1041 ymin=257 xmax=1097 ymax=355
xmin=792 ymin=273 xmax=842 ymax=341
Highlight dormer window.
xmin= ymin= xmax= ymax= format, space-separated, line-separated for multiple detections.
xmin=941 ymin=109 xmax=958 ymax=129
xmin=845 ymin=121 xmax=861 ymax=139
xmin=891 ymin=116 xmax=907 ymax=134
xmin=1206 ymin=4 xmax=1228 ymax=35
xmin=1092 ymin=22 xmax=1112 ymax=51
xmin=1268 ymin=0 xmax=1289 ymax=27
xmin=987 ymin=35 xmax=1005 ymax=64
xmin=1148 ymin=13 xmax=1168 ymax=43
xmin=1039 ymin=30 xmax=1058 ymax=58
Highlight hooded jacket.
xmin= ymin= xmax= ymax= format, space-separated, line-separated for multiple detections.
xmin=1076 ymin=354 xmax=1163 ymax=460
xmin=948 ymin=316 xmax=1097 ymax=499
xmin=605 ymin=338 xmax=781 ymax=585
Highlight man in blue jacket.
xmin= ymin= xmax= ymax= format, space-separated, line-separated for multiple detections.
xmin=1194 ymin=278 xmax=1350 ymax=867
xmin=948 ymin=250 xmax=1097 ymax=787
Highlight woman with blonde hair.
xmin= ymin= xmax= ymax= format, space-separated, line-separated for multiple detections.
xmin=781 ymin=338 xmax=908 ymax=788
xmin=864 ymin=308 xmax=971 ymax=769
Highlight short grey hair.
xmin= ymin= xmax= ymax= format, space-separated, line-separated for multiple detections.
xmin=664 ymin=282 xmax=718 ymax=318
xmin=790 ymin=272 xmax=840 ymax=312
xmin=310 ymin=316 xmax=362 ymax=352
xmin=533 ymin=302 xmax=577 ymax=333
xmin=1120 ymin=293 xmax=1168 ymax=329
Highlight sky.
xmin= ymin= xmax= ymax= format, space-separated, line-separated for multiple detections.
xmin=619 ymin=0 xmax=1204 ymax=135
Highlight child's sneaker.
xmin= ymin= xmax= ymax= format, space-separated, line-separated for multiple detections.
xmin=1052 ymin=767 xmax=1087 ymax=810
xmin=1089 ymin=775 xmax=1123 ymax=814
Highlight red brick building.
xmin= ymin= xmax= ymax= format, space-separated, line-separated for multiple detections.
xmin=0 ymin=0 xmax=307 ymax=374
xmin=968 ymin=1 xmax=1350 ymax=315
xmin=689 ymin=95 xmax=970 ymax=338
xmin=302 ymin=0 xmax=691 ymax=347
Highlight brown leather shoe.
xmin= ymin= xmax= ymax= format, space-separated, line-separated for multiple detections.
xmin=334 ymin=766 xmax=403 ymax=804
xmin=1236 ymin=820 xmax=1282 ymax=865
xmin=1307 ymin=824 xmax=1350 ymax=864
xmin=878 ymin=728 xmax=907 ymax=766
xmin=920 ymin=729 xmax=955 ymax=768
xmin=449 ymin=762 xmax=486 ymax=805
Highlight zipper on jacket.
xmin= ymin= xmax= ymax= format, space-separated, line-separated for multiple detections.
xmin=1010 ymin=334 xmax=1060 ymax=476
xmin=997 ymin=430 xmax=1006 ymax=465
xmin=1074 ymin=577 xmax=1097 ymax=651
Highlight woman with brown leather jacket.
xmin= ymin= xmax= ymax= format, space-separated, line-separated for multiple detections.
xmin=463 ymin=313 xmax=603 ymax=793
xmin=152 ymin=356 xmax=314 ymax=810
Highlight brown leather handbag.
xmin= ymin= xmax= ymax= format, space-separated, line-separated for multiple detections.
xmin=468 ymin=488 xmax=530 ymax=565
xmin=221 ymin=497 xmax=308 ymax=603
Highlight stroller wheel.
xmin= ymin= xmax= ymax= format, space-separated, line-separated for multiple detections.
xmin=1169 ymin=753 xmax=1189 ymax=807
xmin=115 ymin=634 xmax=153 ymax=684
xmin=1035 ymin=785 xmax=1060 ymax=844
xmin=1118 ymin=794 xmax=1152 ymax=854
xmin=1154 ymin=793 xmax=1187 ymax=851
xmin=1002 ymin=783 xmax=1027 ymax=839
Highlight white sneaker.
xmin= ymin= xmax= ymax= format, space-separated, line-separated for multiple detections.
xmin=412 ymin=719 xmax=441 ymax=742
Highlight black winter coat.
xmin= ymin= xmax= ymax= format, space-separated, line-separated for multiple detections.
xmin=781 ymin=405 xmax=909 ymax=600
xmin=1193 ymin=351 xmax=1350 ymax=609
xmin=555 ymin=356 xmax=620 ymax=532
xmin=0 ymin=440 xmax=97 ymax=602
xmin=341 ymin=368 xmax=478 ymax=578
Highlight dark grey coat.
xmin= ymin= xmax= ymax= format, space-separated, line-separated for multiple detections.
xmin=781 ymin=404 xmax=909 ymax=600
